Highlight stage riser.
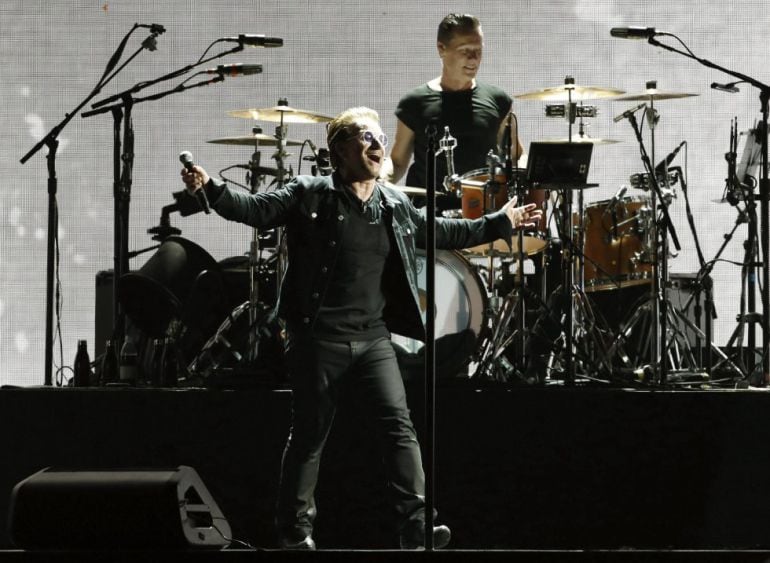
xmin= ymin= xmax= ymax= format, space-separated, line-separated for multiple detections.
xmin=0 ymin=387 xmax=767 ymax=550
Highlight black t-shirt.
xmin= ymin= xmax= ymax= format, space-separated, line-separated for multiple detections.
xmin=395 ymin=82 xmax=513 ymax=190
xmin=312 ymin=188 xmax=391 ymax=341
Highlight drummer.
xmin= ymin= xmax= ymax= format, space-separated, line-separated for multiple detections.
xmin=380 ymin=12 xmax=524 ymax=214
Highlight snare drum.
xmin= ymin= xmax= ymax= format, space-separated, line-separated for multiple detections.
xmin=459 ymin=168 xmax=548 ymax=256
xmin=391 ymin=249 xmax=487 ymax=375
xmin=582 ymin=196 xmax=653 ymax=292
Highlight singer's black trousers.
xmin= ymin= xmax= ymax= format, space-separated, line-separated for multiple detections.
xmin=275 ymin=335 xmax=426 ymax=544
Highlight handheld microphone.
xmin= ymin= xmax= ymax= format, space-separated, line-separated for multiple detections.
xmin=610 ymin=27 xmax=662 ymax=39
xmin=204 ymin=64 xmax=263 ymax=77
xmin=221 ymin=34 xmax=283 ymax=48
xmin=711 ymin=82 xmax=740 ymax=93
xmin=613 ymin=102 xmax=646 ymax=123
xmin=179 ymin=151 xmax=211 ymax=214
xmin=654 ymin=140 xmax=686 ymax=174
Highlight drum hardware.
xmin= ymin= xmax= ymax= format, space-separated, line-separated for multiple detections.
xmin=608 ymin=85 xmax=738 ymax=383
xmin=629 ymin=170 xmax=679 ymax=191
xmin=545 ymin=103 xmax=598 ymax=119
xmin=642 ymin=31 xmax=770 ymax=382
xmin=511 ymin=77 xmax=623 ymax=383
xmin=228 ymin=98 xmax=329 ymax=358
xmin=702 ymin=119 xmax=764 ymax=381
xmin=437 ymin=126 xmax=462 ymax=195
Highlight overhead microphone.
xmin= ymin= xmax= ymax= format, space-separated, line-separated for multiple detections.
xmin=610 ymin=26 xmax=663 ymax=39
xmin=221 ymin=34 xmax=283 ymax=48
xmin=602 ymin=185 xmax=628 ymax=217
xmin=602 ymin=185 xmax=628 ymax=240
xmin=204 ymin=64 xmax=263 ymax=77
xmin=179 ymin=151 xmax=211 ymax=214
xmin=711 ymin=82 xmax=740 ymax=93
xmin=613 ymin=102 xmax=646 ymax=123
xmin=654 ymin=140 xmax=686 ymax=174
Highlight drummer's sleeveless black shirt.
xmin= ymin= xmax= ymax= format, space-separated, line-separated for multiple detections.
xmin=395 ymin=82 xmax=512 ymax=191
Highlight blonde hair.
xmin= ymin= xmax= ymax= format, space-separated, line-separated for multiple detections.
xmin=326 ymin=107 xmax=380 ymax=168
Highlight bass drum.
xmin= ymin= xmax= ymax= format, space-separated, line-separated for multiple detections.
xmin=392 ymin=249 xmax=487 ymax=378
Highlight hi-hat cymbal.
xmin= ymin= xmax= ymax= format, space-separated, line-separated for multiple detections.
xmin=614 ymin=89 xmax=699 ymax=101
xmin=537 ymin=137 xmax=620 ymax=145
xmin=515 ymin=84 xmax=625 ymax=101
xmin=207 ymin=134 xmax=303 ymax=147
xmin=228 ymin=105 xmax=334 ymax=123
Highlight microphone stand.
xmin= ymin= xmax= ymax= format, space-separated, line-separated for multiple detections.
xmin=423 ymin=123 xmax=438 ymax=551
xmin=624 ymin=111 xmax=682 ymax=384
xmin=82 ymin=38 xmax=248 ymax=354
xmin=646 ymin=33 xmax=770 ymax=382
xmin=83 ymin=73 xmax=226 ymax=354
xmin=18 ymin=23 xmax=159 ymax=386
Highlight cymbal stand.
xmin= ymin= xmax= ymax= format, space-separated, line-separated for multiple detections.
xmin=474 ymin=151 xmax=532 ymax=381
xmin=555 ymin=81 xmax=615 ymax=383
xmin=614 ymin=109 xmax=683 ymax=383
xmin=245 ymin=129 xmax=267 ymax=362
xmin=714 ymin=171 xmax=763 ymax=381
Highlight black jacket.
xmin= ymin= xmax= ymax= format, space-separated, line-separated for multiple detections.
xmin=208 ymin=175 xmax=513 ymax=341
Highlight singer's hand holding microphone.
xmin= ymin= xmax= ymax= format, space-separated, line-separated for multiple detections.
xmin=179 ymin=151 xmax=211 ymax=214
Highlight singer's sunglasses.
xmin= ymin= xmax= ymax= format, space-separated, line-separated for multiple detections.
xmin=354 ymin=129 xmax=389 ymax=148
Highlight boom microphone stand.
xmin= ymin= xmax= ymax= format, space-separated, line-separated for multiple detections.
xmin=19 ymin=23 xmax=164 ymax=386
xmin=82 ymin=45 xmax=258 ymax=355
xmin=643 ymin=31 xmax=770 ymax=381
xmin=423 ymin=123 xmax=438 ymax=550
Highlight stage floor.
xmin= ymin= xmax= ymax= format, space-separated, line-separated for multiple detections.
xmin=2 ymin=383 xmax=770 ymax=552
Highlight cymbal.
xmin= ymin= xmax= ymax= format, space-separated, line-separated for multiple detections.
xmin=614 ymin=89 xmax=699 ymax=101
xmin=514 ymin=84 xmax=625 ymax=101
xmin=536 ymin=137 xmax=620 ymax=145
xmin=228 ymin=105 xmax=334 ymax=123
xmin=206 ymin=134 xmax=303 ymax=147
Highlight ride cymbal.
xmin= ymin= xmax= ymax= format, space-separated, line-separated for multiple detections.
xmin=228 ymin=105 xmax=334 ymax=123
xmin=614 ymin=89 xmax=699 ymax=101
xmin=515 ymin=84 xmax=625 ymax=101
xmin=206 ymin=134 xmax=303 ymax=147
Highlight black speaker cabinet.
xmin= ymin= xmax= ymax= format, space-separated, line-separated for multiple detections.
xmin=8 ymin=466 xmax=231 ymax=549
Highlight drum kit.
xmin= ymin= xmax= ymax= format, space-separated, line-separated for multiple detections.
xmin=122 ymin=78 xmax=748 ymax=388
xmin=396 ymin=77 xmax=743 ymax=386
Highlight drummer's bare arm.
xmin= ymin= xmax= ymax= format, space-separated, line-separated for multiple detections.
xmin=381 ymin=119 xmax=415 ymax=183
xmin=497 ymin=111 xmax=524 ymax=162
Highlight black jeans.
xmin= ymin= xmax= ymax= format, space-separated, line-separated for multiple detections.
xmin=276 ymin=335 xmax=425 ymax=541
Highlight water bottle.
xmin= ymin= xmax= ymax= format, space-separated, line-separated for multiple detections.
xmin=100 ymin=339 xmax=119 ymax=386
xmin=149 ymin=338 xmax=165 ymax=387
xmin=161 ymin=337 xmax=178 ymax=388
xmin=119 ymin=337 xmax=138 ymax=385
xmin=73 ymin=340 xmax=92 ymax=387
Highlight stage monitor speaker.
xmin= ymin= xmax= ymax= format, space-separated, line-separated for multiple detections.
xmin=8 ymin=466 xmax=231 ymax=550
